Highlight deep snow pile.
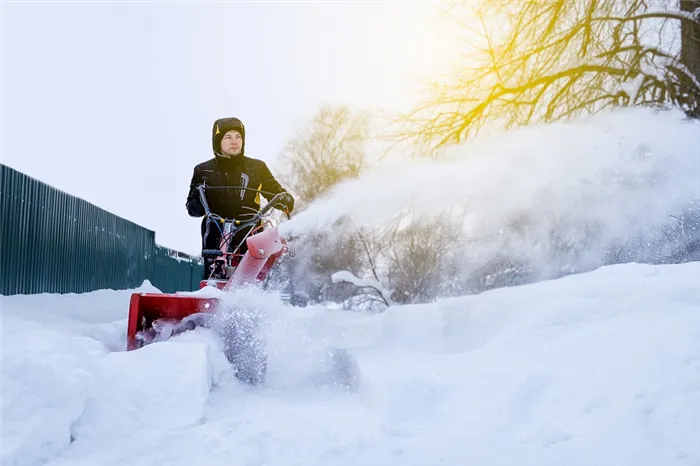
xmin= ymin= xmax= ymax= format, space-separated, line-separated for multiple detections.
xmin=2 ymin=261 xmax=699 ymax=466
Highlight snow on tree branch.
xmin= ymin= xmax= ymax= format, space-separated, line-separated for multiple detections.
xmin=331 ymin=270 xmax=394 ymax=308
xmin=398 ymin=0 xmax=700 ymax=149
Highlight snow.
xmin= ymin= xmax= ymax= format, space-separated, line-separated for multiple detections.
xmin=331 ymin=270 xmax=394 ymax=305
xmin=2 ymin=261 xmax=699 ymax=466
xmin=281 ymin=107 xmax=700 ymax=283
xmin=620 ymin=73 xmax=646 ymax=102
xmin=2 ymin=107 xmax=699 ymax=465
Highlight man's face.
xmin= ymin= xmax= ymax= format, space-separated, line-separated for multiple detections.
xmin=221 ymin=129 xmax=243 ymax=156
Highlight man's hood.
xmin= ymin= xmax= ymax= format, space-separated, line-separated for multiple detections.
xmin=212 ymin=117 xmax=246 ymax=157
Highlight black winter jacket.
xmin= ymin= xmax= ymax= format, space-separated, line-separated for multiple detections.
xmin=185 ymin=155 xmax=293 ymax=220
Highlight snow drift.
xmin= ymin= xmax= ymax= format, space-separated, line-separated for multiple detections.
xmin=1 ymin=261 xmax=699 ymax=466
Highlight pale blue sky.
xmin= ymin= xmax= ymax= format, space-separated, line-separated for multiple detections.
xmin=2 ymin=1 xmax=461 ymax=255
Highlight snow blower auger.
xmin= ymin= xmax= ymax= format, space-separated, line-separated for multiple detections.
xmin=126 ymin=183 xmax=292 ymax=385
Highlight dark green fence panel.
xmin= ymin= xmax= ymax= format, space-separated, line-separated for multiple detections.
xmin=148 ymin=246 xmax=204 ymax=293
xmin=0 ymin=164 xmax=203 ymax=295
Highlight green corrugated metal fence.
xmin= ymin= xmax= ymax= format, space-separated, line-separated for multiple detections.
xmin=0 ymin=164 xmax=203 ymax=295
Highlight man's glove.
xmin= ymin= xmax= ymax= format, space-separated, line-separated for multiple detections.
xmin=274 ymin=192 xmax=294 ymax=214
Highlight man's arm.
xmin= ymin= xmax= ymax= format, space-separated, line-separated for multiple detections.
xmin=185 ymin=167 xmax=205 ymax=217
xmin=259 ymin=163 xmax=295 ymax=213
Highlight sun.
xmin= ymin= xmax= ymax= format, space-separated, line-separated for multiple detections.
xmin=348 ymin=2 xmax=468 ymax=112
xmin=289 ymin=2 xmax=470 ymax=114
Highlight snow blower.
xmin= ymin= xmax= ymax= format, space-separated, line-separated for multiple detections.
xmin=126 ymin=183 xmax=292 ymax=384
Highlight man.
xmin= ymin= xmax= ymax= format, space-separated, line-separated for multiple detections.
xmin=186 ymin=117 xmax=294 ymax=279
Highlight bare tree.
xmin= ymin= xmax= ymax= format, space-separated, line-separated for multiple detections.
xmin=385 ymin=211 xmax=467 ymax=304
xmin=400 ymin=0 xmax=700 ymax=148
xmin=279 ymin=104 xmax=370 ymax=206
xmin=279 ymin=219 xmax=366 ymax=305
xmin=300 ymin=207 xmax=469 ymax=309
xmin=313 ymin=217 xmax=398 ymax=310
xmin=680 ymin=0 xmax=700 ymax=107
xmin=273 ymin=105 xmax=372 ymax=304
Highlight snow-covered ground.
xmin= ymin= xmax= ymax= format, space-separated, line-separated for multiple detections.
xmin=2 ymin=261 xmax=699 ymax=466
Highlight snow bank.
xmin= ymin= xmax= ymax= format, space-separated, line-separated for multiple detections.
xmin=259 ymin=262 xmax=700 ymax=466
xmin=0 ymin=284 xmax=229 ymax=466
xmin=0 ymin=316 xmax=99 ymax=466
xmin=70 ymin=335 xmax=227 ymax=441
xmin=2 ymin=261 xmax=699 ymax=465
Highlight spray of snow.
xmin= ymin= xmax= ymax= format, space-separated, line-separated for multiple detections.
xmin=281 ymin=107 xmax=700 ymax=283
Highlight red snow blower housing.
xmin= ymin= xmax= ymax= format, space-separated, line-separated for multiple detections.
xmin=126 ymin=184 xmax=292 ymax=383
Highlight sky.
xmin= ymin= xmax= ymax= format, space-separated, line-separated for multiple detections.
xmin=2 ymin=1 xmax=462 ymax=255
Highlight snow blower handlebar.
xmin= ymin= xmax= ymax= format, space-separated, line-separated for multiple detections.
xmin=197 ymin=183 xmax=292 ymax=227
xmin=196 ymin=184 xmax=214 ymax=217
xmin=196 ymin=183 xmax=291 ymax=260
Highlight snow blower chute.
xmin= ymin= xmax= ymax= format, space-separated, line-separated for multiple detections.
xmin=126 ymin=184 xmax=292 ymax=383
